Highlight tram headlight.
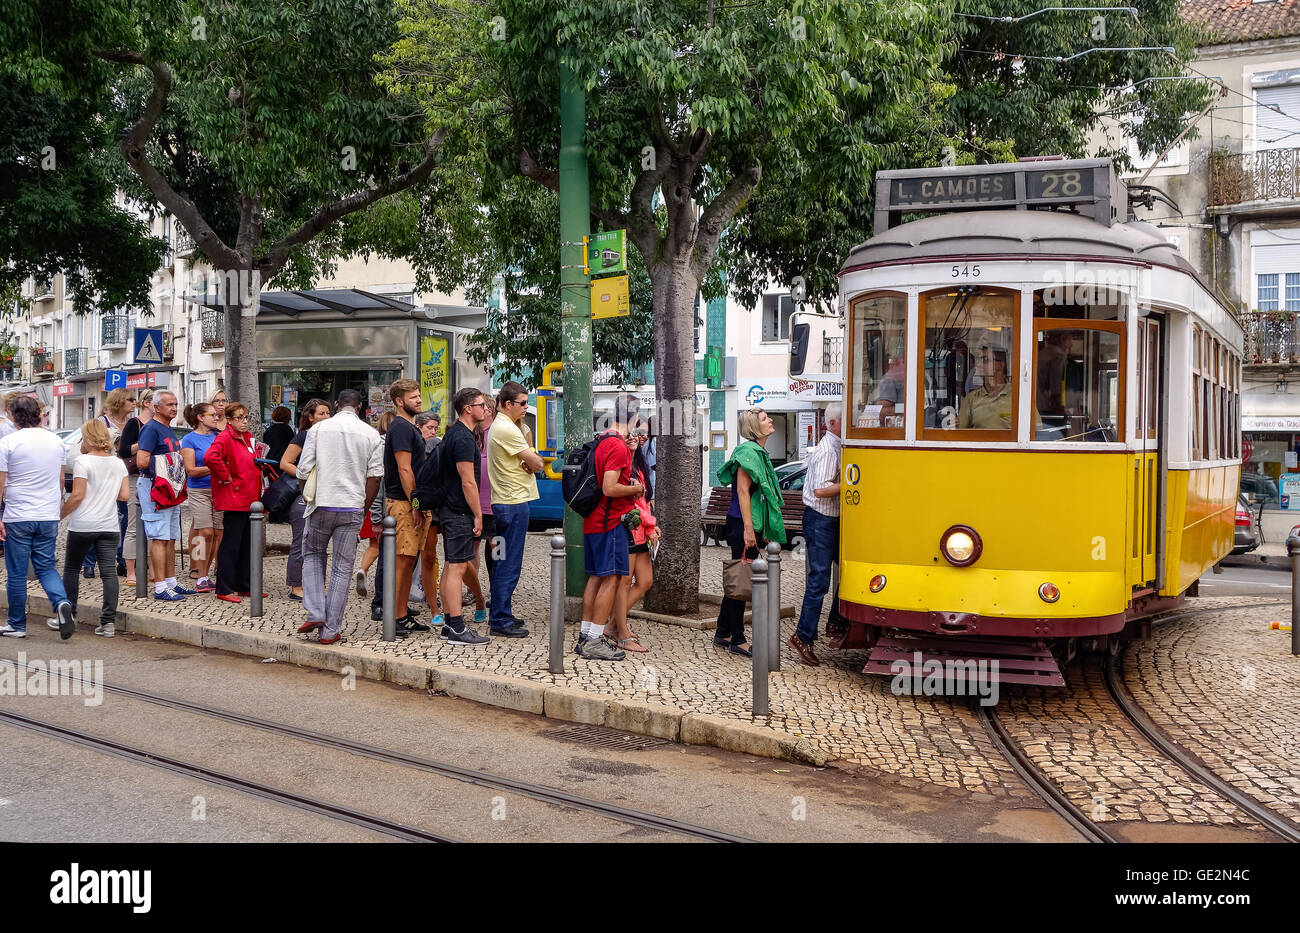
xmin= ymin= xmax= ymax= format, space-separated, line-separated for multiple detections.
xmin=1038 ymin=582 xmax=1060 ymax=603
xmin=939 ymin=525 xmax=982 ymax=567
xmin=869 ymin=574 xmax=887 ymax=593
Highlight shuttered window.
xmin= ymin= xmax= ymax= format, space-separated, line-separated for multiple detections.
xmin=1255 ymin=83 xmax=1300 ymax=151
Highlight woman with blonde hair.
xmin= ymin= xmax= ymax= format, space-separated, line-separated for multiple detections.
xmin=60 ymin=420 xmax=130 ymax=636
xmin=712 ymin=407 xmax=786 ymax=657
xmin=209 ymin=388 xmax=229 ymax=431
xmin=78 ymin=386 xmax=136 ymax=579
xmin=118 ymin=390 xmax=154 ymax=588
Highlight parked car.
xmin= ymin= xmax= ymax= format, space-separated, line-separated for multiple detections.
xmin=1232 ymin=494 xmax=1262 ymax=556
xmin=1240 ymin=471 xmax=1280 ymax=509
xmin=775 ymin=460 xmax=807 ymax=492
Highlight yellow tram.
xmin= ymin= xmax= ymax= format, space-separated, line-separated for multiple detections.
xmin=824 ymin=158 xmax=1241 ymax=685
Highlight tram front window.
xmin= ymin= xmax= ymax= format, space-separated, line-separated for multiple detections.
xmin=920 ymin=286 xmax=1017 ymax=437
xmin=1034 ymin=327 xmax=1122 ymax=442
xmin=849 ymin=292 xmax=907 ymax=434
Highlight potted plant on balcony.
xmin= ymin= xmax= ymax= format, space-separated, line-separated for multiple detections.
xmin=0 ymin=343 xmax=14 ymax=364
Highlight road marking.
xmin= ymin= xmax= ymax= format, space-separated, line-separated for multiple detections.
xmin=1200 ymin=580 xmax=1292 ymax=589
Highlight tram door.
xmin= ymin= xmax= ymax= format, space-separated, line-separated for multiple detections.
xmin=1134 ymin=318 xmax=1162 ymax=585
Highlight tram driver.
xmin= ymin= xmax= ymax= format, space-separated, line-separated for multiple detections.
xmin=958 ymin=345 xmax=1014 ymax=430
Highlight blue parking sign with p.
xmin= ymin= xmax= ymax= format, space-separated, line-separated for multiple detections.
xmin=104 ymin=369 xmax=127 ymax=391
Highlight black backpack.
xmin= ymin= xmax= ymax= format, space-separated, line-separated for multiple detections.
xmin=561 ymin=433 xmax=624 ymax=518
xmin=411 ymin=441 xmax=446 ymax=513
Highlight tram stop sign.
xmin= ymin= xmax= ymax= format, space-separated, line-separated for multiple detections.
xmin=588 ymin=230 xmax=626 ymax=276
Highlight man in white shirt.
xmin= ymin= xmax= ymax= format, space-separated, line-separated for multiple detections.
xmin=790 ymin=403 xmax=844 ymax=666
xmin=0 ymin=397 xmax=77 ymax=638
xmin=295 ymin=389 xmax=384 ymax=644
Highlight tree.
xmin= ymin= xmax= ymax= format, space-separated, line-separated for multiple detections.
xmin=390 ymin=0 xmax=952 ymax=612
xmin=0 ymin=0 xmax=163 ymax=312
xmin=6 ymin=0 xmax=456 ymax=414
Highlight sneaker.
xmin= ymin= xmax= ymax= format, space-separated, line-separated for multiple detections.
xmin=154 ymin=589 xmax=186 ymax=602
xmin=355 ymin=570 xmax=367 ymax=597
xmin=83 ymin=565 xmax=95 ymax=579
xmin=172 ymin=585 xmax=196 ymax=596
xmin=94 ymin=623 xmax=116 ymax=638
xmin=371 ymin=606 xmax=384 ymax=622
xmin=399 ymin=615 xmax=431 ymax=633
xmin=47 ymin=619 xmax=61 ymax=631
xmin=0 ymin=624 xmax=27 ymax=638
xmin=56 ymin=602 xmax=75 ymax=640
xmin=442 ymin=622 xmax=490 ymax=645
xmin=473 ymin=609 xmax=488 ymax=624
xmin=490 ymin=623 xmax=529 ymax=638
xmin=578 ymin=634 xmax=625 ymax=661
xmin=194 ymin=579 xmax=215 ymax=593
xmin=389 ymin=621 xmax=412 ymax=638
xmin=574 ymin=633 xmax=589 ymax=655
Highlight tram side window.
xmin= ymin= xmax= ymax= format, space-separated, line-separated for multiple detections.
xmin=849 ymin=292 xmax=907 ymax=432
xmin=920 ymin=287 xmax=1017 ymax=434
xmin=1033 ymin=326 xmax=1122 ymax=442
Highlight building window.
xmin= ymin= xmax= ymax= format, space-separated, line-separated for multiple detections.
xmin=761 ymin=294 xmax=795 ymax=342
xmin=190 ymin=380 xmax=207 ymax=405
xmin=1259 ymin=273 xmax=1279 ymax=311
xmin=1286 ymin=273 xmax=1300 ymax=311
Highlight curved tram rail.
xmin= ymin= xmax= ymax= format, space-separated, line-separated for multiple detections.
xmin=975 ymin=599 xmax=1297 ymax=843
xmin=0 ymin=661 xmax=755 ymax=844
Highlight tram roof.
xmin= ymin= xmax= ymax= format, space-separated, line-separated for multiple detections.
xmin=841 ymin=210 xmax=1196 ymax=278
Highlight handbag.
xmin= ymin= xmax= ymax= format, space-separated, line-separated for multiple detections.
xmin=302 ymin=467 xmax=318 ymax=504
xmin=150 ymin=450 xmax=188 ymax=509
xmin=261 ymin=470 xmax=299 ymax=519
xmin=722 ymin=558 xmax=753 ymax=603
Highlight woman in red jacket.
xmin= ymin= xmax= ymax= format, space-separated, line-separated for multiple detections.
xmin=204 ymin=403 xmax=262 ymax=602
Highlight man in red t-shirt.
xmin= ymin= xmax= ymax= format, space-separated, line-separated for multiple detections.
xmin=577 ymin=398 xmax=645 ymax=661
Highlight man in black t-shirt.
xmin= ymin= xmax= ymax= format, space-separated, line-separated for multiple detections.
xmin=438 ymin=387 xmax=490 ymax=645
xmin=383 ymin=380 xmax=431 ymax=634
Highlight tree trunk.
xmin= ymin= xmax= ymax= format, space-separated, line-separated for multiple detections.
xmin=643 ymin=260 xmax=702 ymax=615
xmin=223 ymin=270 xmax=262 ymax=437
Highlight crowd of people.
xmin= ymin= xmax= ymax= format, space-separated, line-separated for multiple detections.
xmin=0 ymin=383 xmax=846 ymax=670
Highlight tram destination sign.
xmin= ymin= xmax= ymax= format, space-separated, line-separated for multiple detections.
xmin=874 ymin=158 xmax=1118 ymax=234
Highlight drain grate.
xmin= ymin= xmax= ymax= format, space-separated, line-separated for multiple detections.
xmin=540 ymin=724 xmax=670 ymax=751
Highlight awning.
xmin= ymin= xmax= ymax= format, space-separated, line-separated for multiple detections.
xmin=184 ymin=288 xmax=416 ymax=318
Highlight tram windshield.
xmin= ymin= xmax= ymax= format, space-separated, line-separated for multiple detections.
xmin=920 ymin=287 xmax=1017 ymax=436
xmin=1034 ymin=326 xmax=1122 ymax=442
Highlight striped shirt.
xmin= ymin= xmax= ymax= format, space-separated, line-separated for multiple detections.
xmin=801 ymin=430 xmax=841 ymax=517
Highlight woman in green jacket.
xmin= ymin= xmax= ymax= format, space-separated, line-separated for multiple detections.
xmin=713 ymin=407 xmax=786 ymax=657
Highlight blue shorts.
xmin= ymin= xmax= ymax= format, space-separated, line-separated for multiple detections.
xmin=583 ymin=527 xmax=629 ymax=577
xmin=138 ymin=477 xmax=182 ymax=541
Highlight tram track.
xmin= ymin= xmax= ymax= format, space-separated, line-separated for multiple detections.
xmin=976 ymin=597 xmax=1298 ymax=843
xmin=0 ymin=659 xmax=754 ymax=843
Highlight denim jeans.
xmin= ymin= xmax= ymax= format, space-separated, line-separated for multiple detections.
xmin=3 ymin=520 xmax=68 ymax=630
xmin=795 ymin=508 xmax=842 ymax=644
xmin=303 ymin=509 xmax=362 ymax=640
xmin=488 ymin=502 xmax=530 ymax=630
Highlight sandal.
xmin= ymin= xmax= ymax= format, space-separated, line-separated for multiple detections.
xmin=619 ymin=637 xmax=649 ymax=653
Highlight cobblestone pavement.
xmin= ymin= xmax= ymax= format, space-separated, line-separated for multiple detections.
xmin=1126 ymin=596 xmax=1300 ymax=828
xmin=24 ymin=528 xmax=1296 ymax=817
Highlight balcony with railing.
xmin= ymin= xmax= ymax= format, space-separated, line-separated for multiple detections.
xmin=593 ymin=360 xmax=654 ymax=386
xmin=1243 ymin=311 xmax=1300 ymax=363
xmin=1210 ymin=148 xmax=1300 ymax=208
xmin=201 ymin=309 xmax=225 ymax=350
xmin=32 ymin=348 xmax=52 ymax=375
xmin=64 ymin=347 xmax=88 ymax=377
xmin=101 ymin=314 xmax=129 ymax=348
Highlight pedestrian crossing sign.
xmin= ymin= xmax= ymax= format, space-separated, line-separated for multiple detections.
xmin=133 ymin=327 xmax=163 ymax=364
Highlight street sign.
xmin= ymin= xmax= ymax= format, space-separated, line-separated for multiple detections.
xmin=591 ymin=275 xmax=630 ymax=319
xmin=588 ymin=230 xmax=626 ymax=276
xmin=104 ymin=369 xmax=128 ymax=391
xmin=125 ymin=372 xmax=162 ymax=389
xmin=133 ymin=327 xmax=163 ymax=364
xmin=53 ymin=382 xmax=73 ymax=397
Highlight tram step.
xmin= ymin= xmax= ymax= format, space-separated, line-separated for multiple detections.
xmin=863 ymin=634 xmax=1066 ymax=688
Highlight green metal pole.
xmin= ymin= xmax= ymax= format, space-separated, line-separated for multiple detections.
xmin=559 ymin=58 xmax=592 ymax=598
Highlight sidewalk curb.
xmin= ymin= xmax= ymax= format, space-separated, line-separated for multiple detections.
xmin=4 ymin=593 xmax=824 ymax=767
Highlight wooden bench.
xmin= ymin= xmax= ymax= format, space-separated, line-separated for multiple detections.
xmin=699 ymin=485 xmax=805 ymax=545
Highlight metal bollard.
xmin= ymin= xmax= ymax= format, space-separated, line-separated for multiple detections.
xmin=549 ymin=535 xmax=566 ymax=673
xmin=751 ymin=557 xmax=770 ymax=718
xmin=135 ymin=510 xmax=148 ymax=599
xmin=766 ymin=541 xmax=782 ymax=672
xmin=381 ymin=516 xmax=397 ymax=642
xmin=249 ymin=502 xmax=264 ymax=618
xmin=1289 ymin=535 xmax=1300 ymax=656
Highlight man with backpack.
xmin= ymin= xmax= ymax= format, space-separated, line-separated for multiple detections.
xmin=568 ymin=397 xmax=645 ymax=661
xmin=383 ymin=380 xmax=433 ymax=636
xmin=429 ymin=387 xmax=491 ymax=645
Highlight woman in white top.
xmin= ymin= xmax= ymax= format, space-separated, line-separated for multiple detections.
xmin=60 ymin=420 xmax=130 ymax=636
xmin=78 ymin=386 xmax=135 ymax=579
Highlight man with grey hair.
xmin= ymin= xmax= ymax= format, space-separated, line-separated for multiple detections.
xmin=790 ymin=402 xmax=844 ymax=666
xmin=135 ymin=389 xmax=190 ymax=600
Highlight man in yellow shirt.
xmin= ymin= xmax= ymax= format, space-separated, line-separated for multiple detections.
xmin=959 ymin=346 xmax=1014 ymax=430
xmin=487 ymin=381 xmax=544 ymax=637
